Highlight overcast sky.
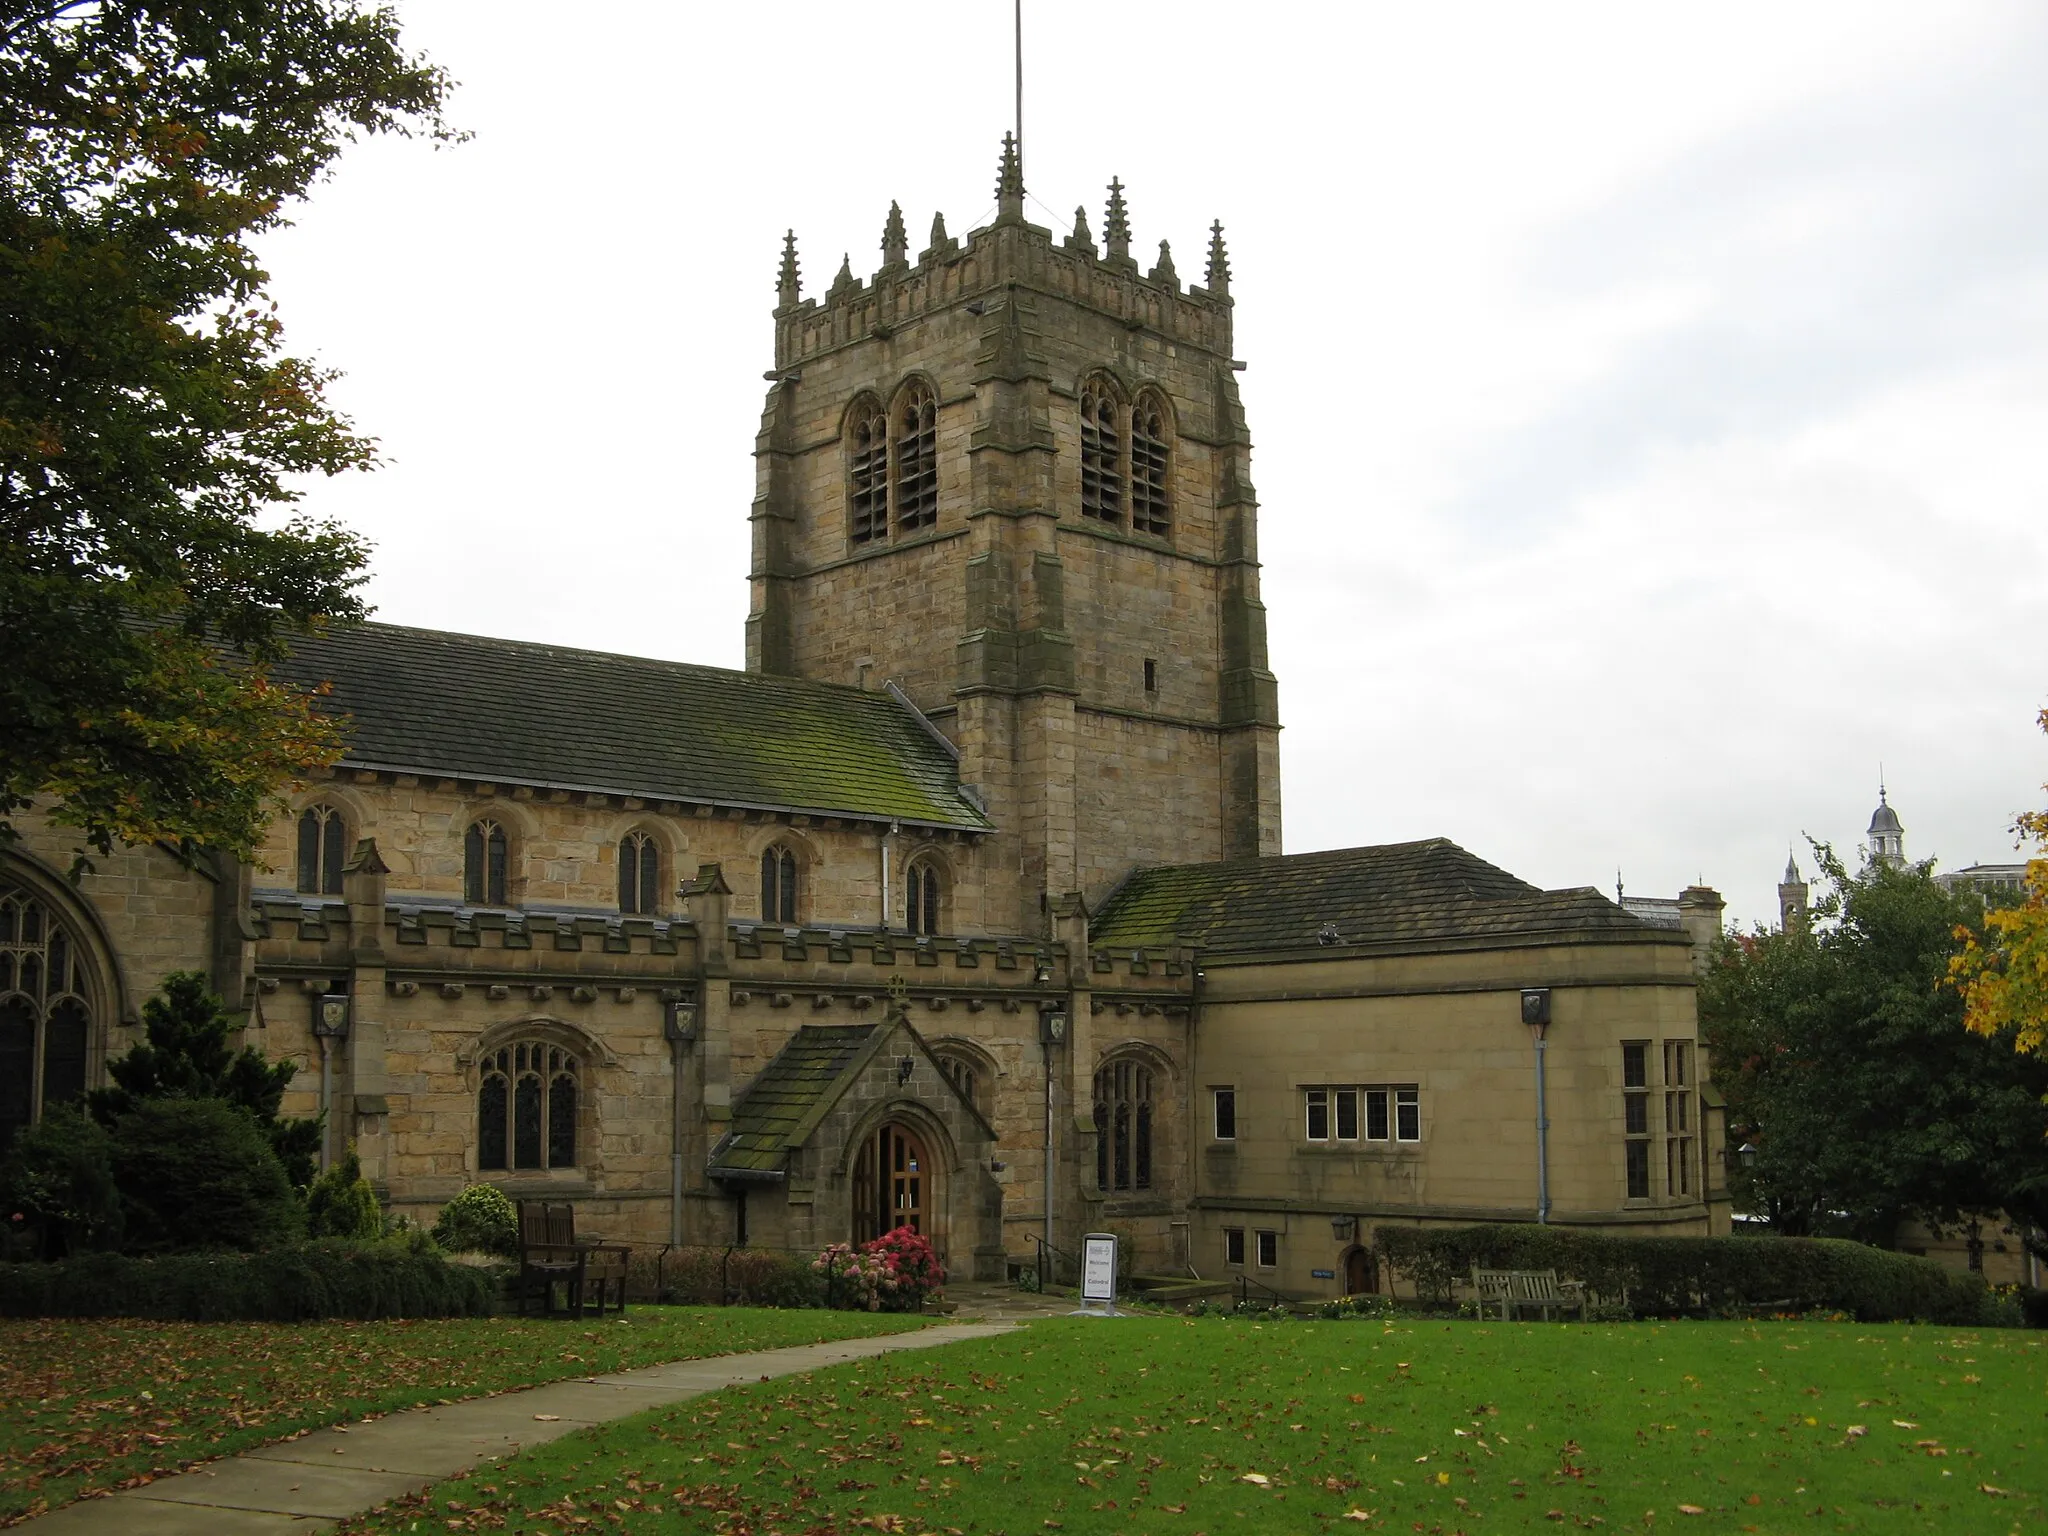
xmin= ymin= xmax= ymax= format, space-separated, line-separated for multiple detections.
xmin=258 ymin=1 xmax=2048 ymax=930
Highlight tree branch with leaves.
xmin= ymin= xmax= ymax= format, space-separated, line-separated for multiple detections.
xmin=1949 ymin=704 xmax=2048 ymax=1059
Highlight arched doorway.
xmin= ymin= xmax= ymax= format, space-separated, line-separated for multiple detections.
xmin=1343 ymin=1245 xmax=1379 ymax=1296
xmin=851 ymin=1121 xmax=930 ymax=1243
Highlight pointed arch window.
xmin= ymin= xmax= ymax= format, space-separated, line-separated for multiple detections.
xmin=848 ymin=398 xmax=889 ymax=545
xmin=894 ymin=380 xmax=938 ymax=532
xmin=761 ymin=844 xmax=798 ymax=925
xmin=905 ymin=858 xmax=941 ymax=936
xmin=1080 ymin=379 xmax=1124 ymax=525
xmin=619 ymin=831 xmax=660 ymax=915
xmin=0 ymin=884 xmax=96 ymax=1148
xmin=935 ymin=1048 xmax=986 ymax=1116
xmin=1092 ymin=1057 xmax=1154 ymax=1193
xmin=296 ymin=804 xmax=348 ymax=896
xmin=477 ymin=1040 xmax=579 ymax=1171
xmin=464 ymin=818 xmax=509 ymax=906
xmin=1130 ymin=394 xmax=1172 ymax=536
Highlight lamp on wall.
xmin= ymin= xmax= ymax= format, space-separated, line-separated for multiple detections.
xmin=1329 ymin=1214 xmax=1356 ymax=1243
xmin=898 ymin=1054 xmax=915 ymax=1085
xmin=663 ymin=1000 xmax=698 ymax=1042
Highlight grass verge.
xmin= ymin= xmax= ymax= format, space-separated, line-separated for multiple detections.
xmin=0 ymin=1306 xmax=930 ymax=1523
xmin=340 ymin=1315 xmax=2045 ymax=1533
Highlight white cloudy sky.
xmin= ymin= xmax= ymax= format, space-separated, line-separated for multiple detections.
xmin=259 ymin=1 xmax=2048 ymax=929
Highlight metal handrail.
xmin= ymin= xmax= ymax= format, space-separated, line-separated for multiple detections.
xmin=1235 ymin=1272 xmax=1289 ymax=1310
xmin=1032 ymin=1232 xmax=1082 ymax=1290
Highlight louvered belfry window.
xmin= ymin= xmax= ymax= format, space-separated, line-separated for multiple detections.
xmin=1080 ymin=380 xmax=1123 ymax=524
xmin=1130 ymin=395 xmax=1171 ymax=536
xmin=894 ymin=381 xmax=938 ymax=531
xmin=848 ymin=399 xmax=888 ymax=544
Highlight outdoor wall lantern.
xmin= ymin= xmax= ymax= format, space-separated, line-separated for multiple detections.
xmin=313 ymin=992 xmax=351 ymax=1039
xmin=1736 ymin=1141 xmax=1758 ymax=1172
xmin=898 ymin=1054 xmax=915 ymax=1085
xmin=1039 ymin=1008 xmax=1068 ymax=1045
xmin=1329 ymin=1215 xmax=1356 ymax=1243
xmin=663 ymin=1000 xmax=698 ymax=1042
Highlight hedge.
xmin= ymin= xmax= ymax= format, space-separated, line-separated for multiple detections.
xmin=630 ymin=1245 xmax=824 ymax=1308
xmin=0 ymin=1237 xmax=497 ymax=1321
xmin=1371 ymin=1223 xmax=1991 ymax=1324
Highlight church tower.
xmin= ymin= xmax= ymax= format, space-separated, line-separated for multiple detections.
xmin=1868 ymin=785 xmax=1905 ymax=867
xmin=1777 ymin=851 xmax=1809 ymax=932
xmin=747 ymin=139 xmax=1282 ymax=932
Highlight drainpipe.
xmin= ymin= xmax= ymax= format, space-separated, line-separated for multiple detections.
xmin=880 ymin=820 xmax=899 ymax=930
xmin=1534 ymin=1032 xmax=1552 ymax=1225
xmin=316 ymin=1033 xmax=334 ymax=1170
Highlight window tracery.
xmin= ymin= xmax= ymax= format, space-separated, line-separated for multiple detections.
xmin=934 ymin=1049 xmax=985 ymax=1116
xmin=464 ymin=818 xmax=508 ymax=906
xmin=761 ymin=844 xmax=799 ymax=924
xmin=1093 ymin=1056 xmax=1154 ymax=1192
xmin=619 ymin=830 xmax=660 ymax=915
xmin=477 ymin=1040 xmax=579 ymax=1171
xmin=905 ymin=858 xmax=941 ymax=936
xmin=0 ymin=884 xmax=95 ymax=1147
xmin=296 ymin=804 xmax=347 ymax=896
xmin=847 ymin=397 xmax=888 ymax=545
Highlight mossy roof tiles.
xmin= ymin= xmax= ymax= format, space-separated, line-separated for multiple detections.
xmin=274 ymin=622 xmax=989 ymax=830
xmin=710 ymin=1024 xmax=879 ymax=1177
xmin=1090 ymin=837 xmax=1662 ymax=953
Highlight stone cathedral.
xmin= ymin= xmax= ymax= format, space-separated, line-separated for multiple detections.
xmin=2 ymin=142 xmax=1728 ymax=1294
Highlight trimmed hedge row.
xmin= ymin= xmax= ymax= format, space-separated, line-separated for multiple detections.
xmin=1372 ymin=1223 xmax=1991 ymax=1324
xmin=630 ymin=1245 xmax=824 ymax=1308
xmin=0 ymin=1237 xmax=498 ymax=1321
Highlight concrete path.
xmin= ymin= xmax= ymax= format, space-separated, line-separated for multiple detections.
xmin=19 ymin=1316 xmax=1026 ymax=1534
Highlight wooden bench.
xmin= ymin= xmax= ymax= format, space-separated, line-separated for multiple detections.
xmin=516 ymin=1200 xmax=630 ymax=1317
xmin=1469 ymin=1264 xmax=1585 ymax=1322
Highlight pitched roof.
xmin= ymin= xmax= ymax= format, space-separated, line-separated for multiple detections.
xmin=709 ymin=1024 xmax=880 ymax=1178
xmin=1090 ymin=838 xmax=1667 ymax=953
xmin=273 ymin=622 xmax=989 ymax=831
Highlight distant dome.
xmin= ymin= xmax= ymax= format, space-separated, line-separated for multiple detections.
xmin=1869 ymin=798 xmax=1903 ymax=835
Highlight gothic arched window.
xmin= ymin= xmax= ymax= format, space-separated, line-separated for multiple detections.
xmin=619 ymin=831 xmax=659 ymax=915
xmin=761 ymin=844 xmax=798 ymax=924
xmin=464 ymin=818 xmax=509 ymax=906
xmin=893 ymin=380 xmax=938 ymax=532
xmin=847 ymin=397 xmax=888 ymax=545
xmin=0 ymin=884 xmax=96 ymax=1148
xmin=935 ymin=1048 xmax=985 ymax=1116
xmin=296 ymin=804 xmax=348 ymax=896
xmin=478 ymin=1040 xmax=579 ymax=1171
xmin=905 ymin=858 xmax=940 ymax=936
xmin=1093 ymin=1057 xmax=1154 ymax=1193
xmin=1080 ymin=379 xmax=1124 ymax=525
xmin=1130 ymin=393 xmax=1171 ymax=537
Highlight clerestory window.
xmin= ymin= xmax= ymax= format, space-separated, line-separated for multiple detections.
xmin=761 ymin=844 xmax=798 ymax=924
xmin=905 ymin=858 xmax=941 ymax=936
xmin=296 ymin=804 xmax=348 ymax=896
xmin=464 ymin=818 xmax=509 ymax=906
xmin=619 ymin=830 xmax=660 ymax=916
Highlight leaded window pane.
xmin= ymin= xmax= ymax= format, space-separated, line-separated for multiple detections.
xmin=639 ymin=838 xmax=658 ymax=916
xmin=479 ymin=1075 xmax=507 ymax=1170
xmin=513 ymin=1074 xmax=542 ymax=1169
xmin=487 ymin=824 xmax=508 ymax=906
xmin=322 ymin=808 xmax=346 ymax=895
xmin=298 ymin=809 xmax=322 ymax=894
xmin=41 ymin=999 xmax=88 ymax=1108
xmin=0 ymin=998 xmax=34 ymax=1148
xmin=619 ymin=835 xmax=639 ymax=912
xmin=464 ymin=823 xmax=485 ymax=903
xmin=548 ymin=1072 xmax=577 ymax=1167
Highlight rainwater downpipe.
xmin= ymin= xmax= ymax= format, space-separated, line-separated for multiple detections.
xmin=1533 ymin=1031 xmax=1552 ymax=1225
xmin=880 ymin=820 xmax=900 ymax=929
xmin=316 ymin=1033 xmax=334 ymax=1172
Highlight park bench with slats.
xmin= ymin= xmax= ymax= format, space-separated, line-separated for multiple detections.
xmin=1469 ymin=1264 xmax=1586 ymax=1321
xmin=516 ymin=1199 xmax=629 ymax=1317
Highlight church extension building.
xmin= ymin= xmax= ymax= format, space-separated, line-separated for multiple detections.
xmin=0 ymin=143 xmax=1729 ymax=1297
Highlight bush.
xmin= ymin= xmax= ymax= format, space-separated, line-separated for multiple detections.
xmin=304 ymin=1146 xmax=381 ymax=1240
xmin=111 ymin=1098 xmax=305 ymax=1253
xmin=0 ymin=1106 xmax=122 ymax=1259
xmin=812 ymin=1227 xmax=945 ymax=1312
xmin=431 ymin=1183 xmax=519 ymax=1257
xmin=0 ymin=1235 xmax=497 ymax=1319
xmin=642 ymin=1245 xmax=823 ymax=1307
xmin=1371 ymin=1223 xmax=1991 ymax=1324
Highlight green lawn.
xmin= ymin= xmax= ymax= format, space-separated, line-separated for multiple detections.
xmin=338 ymin=1315 xmax=2047 ymax=1534
xmin=0 ymin=1307 xmax=929 ymax=1523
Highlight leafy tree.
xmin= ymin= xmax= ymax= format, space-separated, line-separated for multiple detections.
xmin=90 ymin=969 xmax=322 ymax=1186
xmin=1699 ymin=846 xmax=2048 ymax=1255
xmin=1 ymin=0 xmax=457 ymax=865
xmin=1950 ymin=703 xmax=2048 ymax=1058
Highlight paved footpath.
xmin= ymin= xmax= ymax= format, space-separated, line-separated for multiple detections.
xmin=19 ymin=1309 xmax=1044 ymax=1535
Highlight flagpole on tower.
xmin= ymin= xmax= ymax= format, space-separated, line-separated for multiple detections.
xmin=1014 ymin=0 xmax=1024 ymax=181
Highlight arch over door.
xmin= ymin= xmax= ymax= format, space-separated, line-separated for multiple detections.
xmin=851 ymin=1122 xmax=929 ymax=1242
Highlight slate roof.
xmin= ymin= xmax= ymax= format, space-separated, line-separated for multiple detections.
xmin=708 ymin=1024 xmax=879 ymax=1179
xmin=272 ymin=622 xmax=989 ymax=830
xmin=1090 ymin=838 xmax=1667 ymax=953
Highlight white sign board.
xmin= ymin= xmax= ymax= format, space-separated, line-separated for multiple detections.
xmin=1081 ymin=1233 xmax=1118 ymax=1303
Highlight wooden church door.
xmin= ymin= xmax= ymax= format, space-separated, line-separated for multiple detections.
xmin=853 ymin=1122 xmax=929 ymax=1241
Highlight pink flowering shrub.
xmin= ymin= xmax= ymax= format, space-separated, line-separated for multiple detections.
xmin=812 ymin=1226 xmax=946 ymax=1312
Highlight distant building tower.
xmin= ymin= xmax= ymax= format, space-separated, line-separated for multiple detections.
xmin=1778 ymin=852 xmax=1809 ymax=932
xmin=1868 ymin=785 xmax=1905 ymax=867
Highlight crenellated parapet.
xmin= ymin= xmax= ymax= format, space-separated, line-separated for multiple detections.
xmin=771 ymin=143 xmax=1237 ymax=375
